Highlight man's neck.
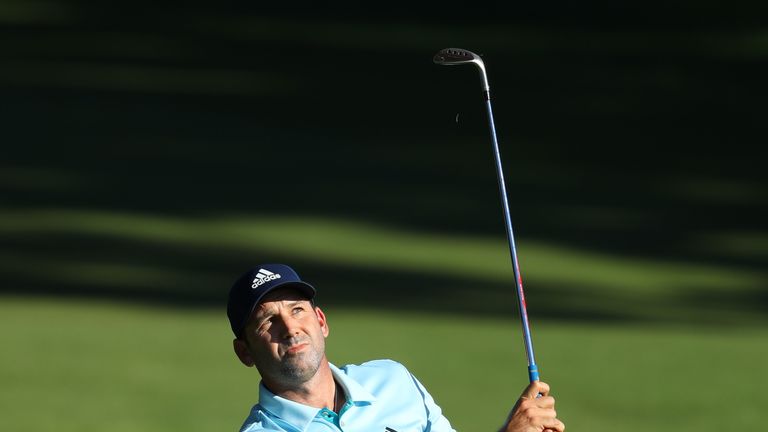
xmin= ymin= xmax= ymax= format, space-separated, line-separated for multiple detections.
xmin=263 ymin=361 xmax=337 ymax=410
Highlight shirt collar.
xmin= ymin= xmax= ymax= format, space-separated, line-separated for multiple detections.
xmin=257 ymin=384 xmax=318 ymax=431
xmin=329 ymin=362 xmax=376 ymax=405
xmin=257 ymin=362 xmax=377 ymax=431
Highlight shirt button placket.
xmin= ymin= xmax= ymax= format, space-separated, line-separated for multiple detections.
xmin=316 ymin=408 xmax=342 ymax=431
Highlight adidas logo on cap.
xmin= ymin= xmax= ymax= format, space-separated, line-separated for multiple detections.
xmin=251 ymin=268 xmax=281 ymax=289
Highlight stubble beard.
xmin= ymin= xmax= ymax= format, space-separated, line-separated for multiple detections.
xmin=277 ymin=337 xmax=325 ymax=385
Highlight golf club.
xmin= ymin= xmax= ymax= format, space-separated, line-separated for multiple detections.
xmin=433 ymin=48 xmax=540 ymax=384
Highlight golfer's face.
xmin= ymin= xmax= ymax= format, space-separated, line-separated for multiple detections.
xmin=242 ymin=288 xmax=328 ymax=384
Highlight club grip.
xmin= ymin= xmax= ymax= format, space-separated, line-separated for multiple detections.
xmin=528 ymin=364 xmax=539 ymax=383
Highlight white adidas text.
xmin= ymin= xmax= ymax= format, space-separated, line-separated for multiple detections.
xmin=252 ymin=269 xmax=281 ymax=288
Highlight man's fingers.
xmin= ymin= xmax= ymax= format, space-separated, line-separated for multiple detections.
xmin=522 ymin=380 xmax=551 ymax=399
xmin=543 ymin=418 xmax=566 ymax=432
xmin=534 ymin=395 xmax=556 ymax=409
xmin=511 ymin=404 xmax=560 ymax=432
xmin=506 ymin=381 xmax=563 ymax=432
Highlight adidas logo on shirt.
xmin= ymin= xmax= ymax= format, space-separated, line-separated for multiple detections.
xmin=251 ymin=268 xmax=281 ymax=288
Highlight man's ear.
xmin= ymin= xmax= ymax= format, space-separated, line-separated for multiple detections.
xmin=233 ymin=338 xmax=255 ymax=367
xmin=315 ymin=306 xmax=329 ymax=338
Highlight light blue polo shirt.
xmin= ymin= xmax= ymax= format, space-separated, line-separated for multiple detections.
xmin=239 ymin=359 xmax=456 ymax=432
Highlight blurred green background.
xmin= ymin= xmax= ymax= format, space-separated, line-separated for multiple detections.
xmin=1 ymin=2 xmax=766 ymax=431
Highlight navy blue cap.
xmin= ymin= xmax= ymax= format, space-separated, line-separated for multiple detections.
xmin=227 ymin=264 xmax=316 ymax=338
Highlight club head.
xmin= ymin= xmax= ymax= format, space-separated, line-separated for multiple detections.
xmin=433 ymin=48 xmax=489 ymax=92
xmin=433 ymin=48 xmax=482 ymax=66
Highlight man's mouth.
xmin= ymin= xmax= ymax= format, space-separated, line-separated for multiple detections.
xmin=284 ymin=342 xmax=308 ymax=355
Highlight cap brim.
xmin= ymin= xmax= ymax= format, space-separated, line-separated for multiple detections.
xmin=257 ymin=280 xmax=316 ymax=302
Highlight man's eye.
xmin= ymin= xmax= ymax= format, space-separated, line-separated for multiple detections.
xmin=292 ymin=307 xmax=304 ymax=314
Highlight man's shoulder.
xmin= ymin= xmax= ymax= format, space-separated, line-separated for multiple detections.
xmin=336 ymin=358 xmax=416 ymax=387
xmin=339 ymin=358 xmax=411 ymax=376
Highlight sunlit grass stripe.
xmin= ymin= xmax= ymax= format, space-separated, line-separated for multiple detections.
xmin=0 ymin=209 xmax=763 ymax=293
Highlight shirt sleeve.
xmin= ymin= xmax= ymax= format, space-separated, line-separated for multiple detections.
xmin=408 ymin=372 xmax=457 ymax=432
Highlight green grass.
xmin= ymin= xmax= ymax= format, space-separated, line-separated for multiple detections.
xmin=1 ymin=209 xmax=762 ymax=290
xmin=1 ymin=297 xmax=765 ymax=432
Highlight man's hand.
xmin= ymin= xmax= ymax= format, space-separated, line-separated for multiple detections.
xmin=500 ymin=381 xmax=565 ymax=432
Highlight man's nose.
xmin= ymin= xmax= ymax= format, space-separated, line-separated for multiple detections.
xmin=276 ymin=313 xmax=301 ymax=338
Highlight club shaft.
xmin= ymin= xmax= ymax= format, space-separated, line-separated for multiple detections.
xmin=483 ymin=94 xmax=539 ymax=383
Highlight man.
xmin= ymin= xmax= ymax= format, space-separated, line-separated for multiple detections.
xmin=228 ymin=263 xmax=565 ymax=432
